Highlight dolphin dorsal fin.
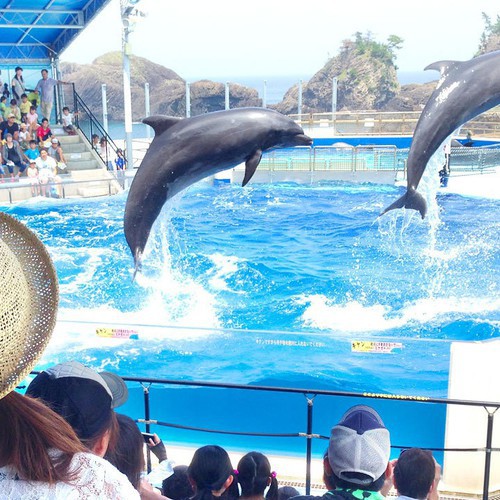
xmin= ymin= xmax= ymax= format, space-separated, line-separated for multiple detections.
xmin=424 ymin=60 xmax=460 ymax=76
xmin=143 ymin=115 xmax=183 ymax=135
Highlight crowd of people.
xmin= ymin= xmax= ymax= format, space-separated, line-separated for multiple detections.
xmin=0 ymin=360 xmax=443 ymax=500
xmin=0 ymin=66 xmax=77 ymax=193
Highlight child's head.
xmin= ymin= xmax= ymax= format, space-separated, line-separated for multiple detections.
xmin=10 ymin=99 xmax=17 ymax=106
xmin=29 ymin=160 xmax=36 ymax=169
xmin=62 ymin=106 xmax=70 ymax=114
xmin=21 ymin=94 xmax=28 ymax=101
xmin=30 ymin=105 xmax=37 ymax=113
xmin=29 ymin=140 xmax=37 ymax=149
xmin=41 ymin=118 xmax=49 ymax=127
xmin=20 ymin=123 xmax=27 ymax=130
xmin=0 ymin=96 xmax=6 ymax=103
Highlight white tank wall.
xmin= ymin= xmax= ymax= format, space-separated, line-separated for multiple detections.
xmin=443 ymin=340 xmax=500 ymax=493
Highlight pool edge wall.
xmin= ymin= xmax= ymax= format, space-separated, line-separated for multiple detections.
xmin=443 ymin=339 xmax=500 ymax=494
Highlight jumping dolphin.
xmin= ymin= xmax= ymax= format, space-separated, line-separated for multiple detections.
xmin=124 ymin=107 xmax=312 ymax=270
xmin=381 ymin=50 xmax=500 ymax=219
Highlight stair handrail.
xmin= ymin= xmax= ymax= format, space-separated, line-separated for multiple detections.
xmin=70 ymin=84 xmax=127 ymax=172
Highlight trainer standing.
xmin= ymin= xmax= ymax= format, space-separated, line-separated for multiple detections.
xmin=35 ymin=69 xmax=71 ymax=121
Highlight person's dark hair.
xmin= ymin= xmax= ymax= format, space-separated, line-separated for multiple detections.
xmin=81 ymin=409 xmax=118 ymax=455
xmin=104 ymin=413 xmax=144 ymax=490
xmin=30 ymin=105 xmax=36 ymax=111
xmin=162 ymin=464 xmax=194 ymax=499
xmin=237 ymin=451 xmax=278 ymax=500
xmin=0 ymin=391 xmax=85 ymax=483
xmin=333 ymin=472 xmax=385 ymax=492
xmin=394 ymin=449 xmax=435 ymax=500
xmin=29 ymin=139 xmax=36 ymax=145
xmin=0 ymin=96 xmax=6 ymax=102
xmin=277 ymin=486 xmax=300 ymax=500
xmin=10 ymin=99 xmax=17 ymax=105
xmin=21 ymin=93 xmax=27 ymax=99
xmin=188 ymin=445 xmax=238 ymax=500
xmin=63 ymin=106 xmax=69 ymax=112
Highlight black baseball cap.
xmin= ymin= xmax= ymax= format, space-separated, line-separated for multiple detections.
xmin=26 ymin=361 xmax=128 ymax=440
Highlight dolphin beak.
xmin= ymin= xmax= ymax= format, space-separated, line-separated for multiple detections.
xmin=295 ymin=134 xmax=313 ymax=146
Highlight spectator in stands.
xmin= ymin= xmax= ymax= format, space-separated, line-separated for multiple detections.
xmin=294 ymin=405 xmax=392 ymax=500
xmin=0 ymin=113 xmax=20 ymax=141
xmin=100 ymin=136 xmax=113 ymax=170
xmin=9 ymin=98 xmax=21 ymax=123
xmin=0 ymin=216 xmax=139 ymax=499
xmin=10 ymin=66 xmax=26 ymax=102
xmin=26 ymin=104 xmax=39 ymax=139
xmin=162 ymin=465 xmax=194 ymax=500
xmin=0 ymin=95 xmax=7 ymax=119
xmin=19 ymin=93 xmax=31 ymax=122
xmin=188 ymin=445 xmax=239 ymax=500
xmin=2 ymin=133 xmax=27 ymax=180
xmin=104 ymin=413 xmax=167 ymax=498
xmin=34 ymin=148 xmax=56 ymax=196
xmin=27 ymin=159 xmax=39 ymax=196
xmin=18 ymin=122 xmax=29 ymax=150
xmin=48 ymin=137 xmax=68 ymax=173
xmin=24 ymin=139 xmax=40 ymax=162
xmin=35 ymin=68 xmax=71 ymax=121
xmin=393 ymin=449 xmax=436 ymax=500
xmin=26 ymin=360 xmax=128 ymax=456
xmin=37 ymin=117 xmax=52 ymax=146
xmin=62 ymin=105 xmax=77 ymax=135
xmin=237 ymin=451 xmax=278 ymax=500
xmin=92 ymin=133 xmax=100 ymax=149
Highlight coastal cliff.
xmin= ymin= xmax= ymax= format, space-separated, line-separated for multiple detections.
xmin=61 ymin=52 xmax=261 ymax=120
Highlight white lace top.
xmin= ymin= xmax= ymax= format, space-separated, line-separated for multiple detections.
xmin=0 ymin=451 xmax=140 ymax=499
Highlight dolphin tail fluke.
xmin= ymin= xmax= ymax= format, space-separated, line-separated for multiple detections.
xmin=380 ymin=189 xmax=427 ymax=219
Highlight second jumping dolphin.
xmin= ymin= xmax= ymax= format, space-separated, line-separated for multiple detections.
xmin=381 ymin=50 xmax=500 ymax=219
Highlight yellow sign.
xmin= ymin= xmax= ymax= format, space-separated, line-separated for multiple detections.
xmin=351 ymin=341 xmax=403 ymax=354
xmin=96 ymin=327 xmax=139 ymax=340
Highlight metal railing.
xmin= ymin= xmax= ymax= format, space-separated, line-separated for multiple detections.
xmin=107 ymin=375 xmax=500 ymax=499
xmin=253 ymin=145 xmax=499 ymax=175
xmin=289 ymin=109 xmax=500 ymax=138
xmin=59 ymin=84 xmax=125 ymax=173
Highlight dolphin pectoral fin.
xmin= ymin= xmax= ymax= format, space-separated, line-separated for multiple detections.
xmin=380 ymin=189 xmax=427 ymax=219
xmin=143 ymin=115 xmax=183 ymax=135
xmin=242 ymin=149 xmax=262 ymax=187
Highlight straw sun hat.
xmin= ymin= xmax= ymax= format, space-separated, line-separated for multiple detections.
xmin=0 ymin=212 xmax=58 ymax=400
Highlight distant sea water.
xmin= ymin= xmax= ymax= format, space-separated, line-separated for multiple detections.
xmin=107 ymin=71 xmax=436 ymax=141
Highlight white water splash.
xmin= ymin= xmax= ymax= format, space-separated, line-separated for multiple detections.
xmin=298 ymin=294 xmax=500 ymax=333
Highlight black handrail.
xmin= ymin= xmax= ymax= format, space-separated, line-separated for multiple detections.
xmin=68 ymin=84 xmax=125 ymax=172
xmin=120 ymin=375 xmax=498 ymax=498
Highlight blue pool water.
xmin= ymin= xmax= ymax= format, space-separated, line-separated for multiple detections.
xmin=9 ymin=168 xmax=499 ymax=460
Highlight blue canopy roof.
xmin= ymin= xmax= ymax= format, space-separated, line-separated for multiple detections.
xmin=0 ymin=0 xmax=112 ymax=65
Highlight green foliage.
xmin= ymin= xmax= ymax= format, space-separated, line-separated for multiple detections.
xmin=351 ymin=32 xmax=403 ymax=66
xmin=477 ymin=12 xmax=500 ymax=54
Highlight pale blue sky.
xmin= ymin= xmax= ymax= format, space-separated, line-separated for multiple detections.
xmin=61 ymin=0 xmax=499 ymax=80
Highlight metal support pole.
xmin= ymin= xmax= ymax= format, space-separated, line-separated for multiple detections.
xmin=305 ymin=395 xmax=316 ymax=495
xmin=144 ymin=82 xmax=150 ymax=139
xmin=332 ymin=77 xmax=337 ymax=135
xmin=144 ymin=384 xmax=152 ymax=473
xmin=298 ymin=80 xmax=303 ymax=121
xmin=225 ymin=82 xmax=230 ymax=110
xmin=482 ymin=408 xmax=497 ymax=500
xmin=121 ymin=14 xmax=134 ymax=169
xmin=101 ymin=84 xmax=108 ymax=134
xmin=185 ymin=82 xmax=191 ymax=118
xmin=263 ymin=80 xmax=267 ymax=109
